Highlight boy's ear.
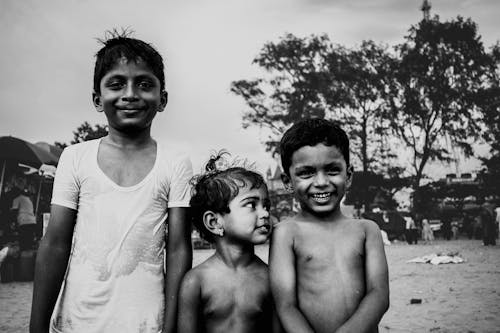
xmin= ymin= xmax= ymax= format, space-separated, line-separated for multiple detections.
xmin=92 ymin=91 xmax=104 ymax=112
xmin=203 ymin=210 xmax=223 ymax=236
xmin=281 ymin=173 xmax=294 ymax=193
xmin=157 ymin=90 xmax=168 ymax=113
xmin=345 ymin=164 xmax=354 ymax=190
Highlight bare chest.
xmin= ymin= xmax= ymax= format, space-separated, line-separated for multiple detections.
xmin=97 ymin=146 xmax=156 ymax=187
xmin=200 ymin=271 xmax=270 ymax=322
xmin=294 ymin=225 xmax=366 ymax=279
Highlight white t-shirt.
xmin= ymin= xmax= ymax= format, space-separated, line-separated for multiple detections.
xmin=404 ymin=216 xmax=416 ymax=230
xmin=12 ymin=194 xmax=36 ymax=225
xmin=49 ymin=138 xmax=192 ymax=333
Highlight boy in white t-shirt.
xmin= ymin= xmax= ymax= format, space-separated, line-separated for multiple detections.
xmin=30 ymin=32 xmax=193 ymax=333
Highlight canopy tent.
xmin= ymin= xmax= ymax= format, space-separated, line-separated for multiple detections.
xmin=0 ymin=136 xmax=60 ymax=201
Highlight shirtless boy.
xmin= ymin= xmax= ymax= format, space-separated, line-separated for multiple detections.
xmin=270 ymin=118 xmax=389 ymax=333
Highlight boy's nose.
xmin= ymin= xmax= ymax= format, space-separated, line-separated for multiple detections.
xmin=122 ymin=83 xmax=139 ymax=101
xmin=259 ymin=206 xmax=270 ymax=219
xmin=313 ymin=172 xmax=329 ymax=186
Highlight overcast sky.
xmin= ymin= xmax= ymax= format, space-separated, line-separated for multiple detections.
xmin=1 ymin=0 xmax=498 ymax=177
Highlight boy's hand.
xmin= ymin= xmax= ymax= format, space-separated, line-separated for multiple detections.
xmin=177 ymin=270 xmax=200 ymax=333
xmin=164 ymin=207 xmax=192 ymax=333
xmin=336 ymin=220 xmax=389 ymax=333
xmin=269 ymin=222 xmax=315 ymax=333
xmin=30 ymin=205 xmax=77 ymax=333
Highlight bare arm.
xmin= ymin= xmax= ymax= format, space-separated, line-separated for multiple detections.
xmin=29 ymin=205 xmax=76 ymax=333
xmin=269 ymin=223 xmax=314 ymax=333
xmin=336 ymin=220 xmax=390 ymax=333
xmin=177 ymin=270 xmax=201 ymax=333
xmin=271 ymin=301 xmax=284 ymax=333
xmin=164 ymin=207 xmax=192 ymax=333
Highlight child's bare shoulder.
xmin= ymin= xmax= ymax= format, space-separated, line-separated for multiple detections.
xmin=180 ymin=265 xmax=203 ymax=292
xmin=341 ymin=218 xmax=384 ymax=245
xmin=182 ymin=255 xmax=218 ymax=285
xmin=355 ymin=218 xmax=382 ymax=233
xmin=272 ymin=218 xmax=302 ymax=240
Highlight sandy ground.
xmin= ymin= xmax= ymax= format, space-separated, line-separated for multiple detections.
xmin=1 ymin=239 xmax=499 ymax=333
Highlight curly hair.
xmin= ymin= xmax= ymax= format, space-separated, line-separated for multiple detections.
xmin=189 ymin=151 xmax=266 ymax=243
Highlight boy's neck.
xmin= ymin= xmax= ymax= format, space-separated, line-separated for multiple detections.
xmin=214 ymin=240 xmax=255 ymax=269
xmin=105 ymin=127 xmax=155 ymax=148
xmin=297 ymin=206 xmax=345 ymax=223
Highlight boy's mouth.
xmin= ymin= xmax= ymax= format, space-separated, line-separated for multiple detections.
xmin=310 ymin=192 xmax=333 ymax=203
xmin=118 ymin=108 xmax=145 ymax=113
xmin=256 ymin=224 xmax=271 ymax=233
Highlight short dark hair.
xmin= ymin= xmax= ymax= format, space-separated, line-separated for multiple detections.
xmin=279 ymin=118 xmax=350 ymax=175
xmin=93 ymin=31 xmax=165 ymax=94
xmin=189 ymin=154 xmax=266 ymax=243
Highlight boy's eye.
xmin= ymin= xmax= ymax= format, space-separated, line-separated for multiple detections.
xmin=244 ymin=201 xmax=257 ymax=209
xmin=106 ymin=80 xmax=125 ymax=90
xmin=296 ymin=170 xmax=314 ymax=178
xmin=138 ymin=80 xmax=154 ymax=89
xmin=327 ymin=168 xmax=341 ymax=175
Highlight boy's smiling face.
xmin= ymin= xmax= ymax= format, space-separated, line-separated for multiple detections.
xmin=93 ymin=57 xmax=167 ymax=134
xmin=283 ymin=143 xmax=352 ymax=218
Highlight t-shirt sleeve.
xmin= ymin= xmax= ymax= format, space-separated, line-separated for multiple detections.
xmin=51 ymin=147 xmax=79 ymax=210
xmin=167 ymin=153 xmax=193 ymax=208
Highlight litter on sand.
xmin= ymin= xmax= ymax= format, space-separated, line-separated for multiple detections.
xmin=407 ymin=252 xmax=465 ymax=265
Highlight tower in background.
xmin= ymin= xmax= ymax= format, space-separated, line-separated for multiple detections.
xmin=421 ymin=0 xmax=431 ymax=21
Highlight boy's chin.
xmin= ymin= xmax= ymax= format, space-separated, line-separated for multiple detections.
xmin=303 ymin=203 xmax=340 ymax=217
xmin=113 ymin=123 xmax=151 ymax=134
xmin=253 ymin=237 xmax=270 ymax=245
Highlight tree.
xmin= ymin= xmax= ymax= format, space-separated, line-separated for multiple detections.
xmin=231 ymin=34 xmax=335 ymax=154
xmin=386 ymin=16 xmax=497 ymax=210
xmin=479 ymin=43 xmax=500 ymax=198
xmin=324 ymin=40 xmax=397 ymax=174
xmin=231 ymin=34 xmax=397 ymax=174
xmin=55 ymin=121 xmax=108 ymax=148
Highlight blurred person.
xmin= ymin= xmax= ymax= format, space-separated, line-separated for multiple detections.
xmin=441 ymin=217 xmax=452 ymax=240
xmin=11 ymin=187 xmax=37 ymax=250
xmin=463 ymin=212 xmax=474 ymax=239
xmin=495 ymin=205 xmax=500 ymax=240
xmin=404 ymin=214 xmax=418 ymax=244
xmin=451 ymin=221 xmax=459 ymax=240
xmin=421 ymin=218 xmax=434 ymax=242
xmin=480 ymin=198 xmax=496 ymax=246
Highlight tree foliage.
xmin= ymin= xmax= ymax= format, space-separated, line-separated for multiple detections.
xmin=230 ymin=34 xmax=396 ymax=174
xmin=386 ymin=16 xmax=497 ymax=191
xmin=55 ymin=121 xmax=108 ymax=148
xmin=232 ymin=15 xmax=499 ymax=211
xmin=478 ymin=43 xmax=500 ymax=198
xmin=231 ymin=34 xmax=334 ymax=153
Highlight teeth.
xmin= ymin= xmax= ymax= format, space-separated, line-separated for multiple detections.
xmin=312 ymin=193 xmax=330 ymax=198
xmin=311 ymin=193 xmax=332 ymax=203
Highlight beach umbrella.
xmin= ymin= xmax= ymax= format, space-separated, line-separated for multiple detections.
xmin=0 ymin=136 xmax=58 ymax=168
xmin=0 ymin=136 xmax=59 ymax=201
xmin=35 ymin=142 xmax=63 ymax=160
